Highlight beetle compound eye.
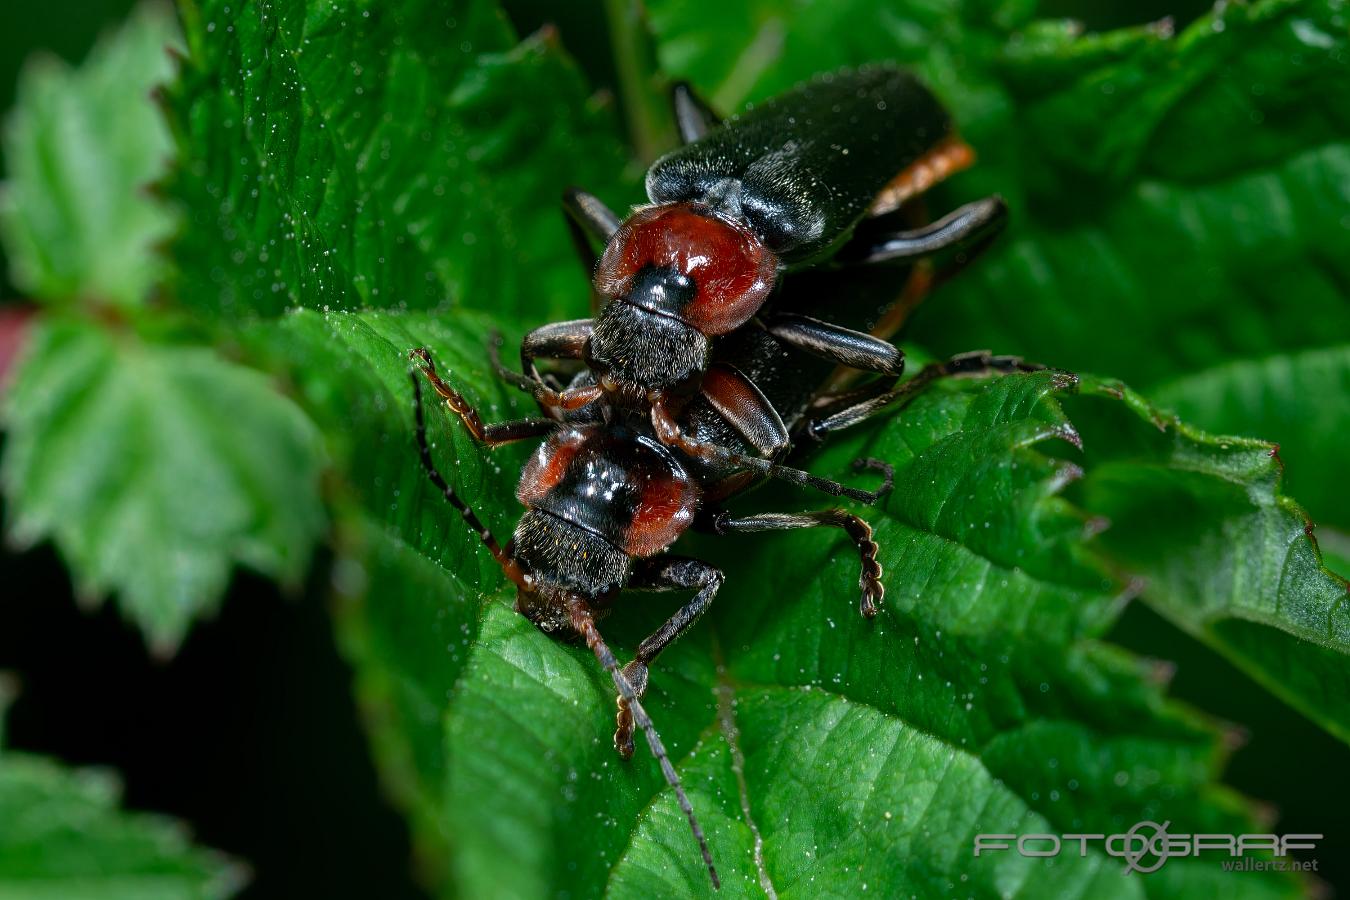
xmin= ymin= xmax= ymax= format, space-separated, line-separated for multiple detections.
xmin=595 ymin=203 xmax=778 ymax=336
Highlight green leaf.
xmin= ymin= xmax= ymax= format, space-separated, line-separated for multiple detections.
xmin=1320 ymin=528 xmax=1350 ymax=581
xmin=644 ymin=0 xmax=1350 ymax=537
xmin=1063 ymin=376 xmax=1350 ymax=744
xmin=0 ymin=683 xmax=244 ymax=900
xmin=245 ymin=306 xmax=1316 ymax=897
xmin=641 ymin=0 xmax=1350 ymax=734
xmin=0 ymin=5 xmax=179 ymax=309
xmin=0 ymin=757 xmax=246 ymax=900
xmin=158 ymin=0 xmax=1348 ymax=895
xmin=240 ymin=306 xmax=532 ymax=888
xmin=167 ymin=1 xmax=632 ymax=323
xmin=0 ymin=0 xmax=333 ymax=654
xmin=1149 ymin=345 xmax=1350 ymax=531
xmin=1 ymin=317 xmax=326 ymax=650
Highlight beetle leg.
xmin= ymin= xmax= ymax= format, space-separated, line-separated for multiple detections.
xmin=612 ymin=556 xmax=725 ymax=759
xmin=705 ymin=508 xmax=885 ymax=619
xmin=842 ymin=195 xmax=1007 ymax=266
xmin=650 ymin=397 xmax=890 ymax=503
xmin=520 ymin=318 xmax=594 ymax=380
xmin=800 ymin=351 xmax=1043 ymax=442
xmin=562 ymin=186 xmax=620 ymax=286
xmin=486 ymin=333 xmax=603 ymax=417
xmin=564 ymin=187 xmax=622 ymax=240
xmin=699 ymin=363 xmax=790 ymax=458
xmin=671 ymin=81 xmax=722 ymax=143
xmin=410 ymin=348 xmax=556 ymax=447
xmin=487 ymin=332 xmax=540 ymax=392
xmin=562 ymin=189 xmax=621 ymax=312
xmin=765 ymin=313 xmax=905 ymax=375
xmin=567 ymin=598 xmax=720 ymax=889
xmin=408 ymin=356 xmax=530 ymax=590
xmin=806 ymin=375 xmax=900 ymax=418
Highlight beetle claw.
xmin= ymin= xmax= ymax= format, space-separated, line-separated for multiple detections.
xmin=860 ymin=559 xmax=884 ymax=619
xmin=614 ymin=660 xmax=650 ymax=759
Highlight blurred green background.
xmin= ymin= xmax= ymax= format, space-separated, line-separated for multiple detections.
xmin=0 ymin=1 xmax=1345 ymax=897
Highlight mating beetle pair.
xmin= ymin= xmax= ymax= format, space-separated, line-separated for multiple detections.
xmin=410 ymin=64 xmax=1026 ymax=889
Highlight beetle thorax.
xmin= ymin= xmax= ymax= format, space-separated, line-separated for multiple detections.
xmin=595 ymin=203 xmax=777 ymax=335
xmin=510 ymin=425 xmax=700 ymax=609
xmin=587 ymin=202 xmax=779 ymax=391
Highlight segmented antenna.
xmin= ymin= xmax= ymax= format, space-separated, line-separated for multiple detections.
xmin=567 ymin=596 xmax=721 ymax=891
xmin=409 ymin=353 xmax=529 ymax=591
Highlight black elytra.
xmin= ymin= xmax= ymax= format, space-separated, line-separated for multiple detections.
xmin=647 ymin=66 xmax=953 ymax=262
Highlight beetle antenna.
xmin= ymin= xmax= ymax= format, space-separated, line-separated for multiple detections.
xmin=567 ymin=596 xmax=720 ymax=890
xmin=410 ymin=358 xmax=529 ymax=591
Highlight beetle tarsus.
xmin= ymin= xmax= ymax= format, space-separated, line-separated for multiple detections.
xmin=613 ymin=659 xmax=649 ymax=760
xmin=802 ymin=351 xmax=1046 ymax=441
xmin=852 ymin=457 xmax=896 ymax=502
xmin=856 ymin=520 xmax=884 ymax=619
xmin=709 ymin=510 xmax=885 ymax=618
